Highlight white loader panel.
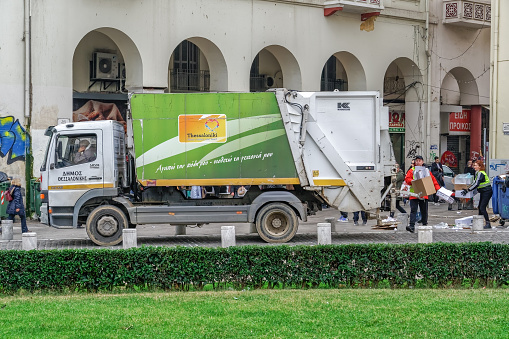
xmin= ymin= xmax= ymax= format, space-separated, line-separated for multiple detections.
xmin=278 ymin=90 xmax=385 ymax=212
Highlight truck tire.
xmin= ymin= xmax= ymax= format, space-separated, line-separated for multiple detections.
xmin=86 ymin=205 xmax=128 ymax=246
xmin=256 ymin=203 xmax=298 ymax=243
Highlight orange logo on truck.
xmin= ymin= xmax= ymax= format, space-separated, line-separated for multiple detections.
xmin=178 ymin=114 xmax=227 ymax=143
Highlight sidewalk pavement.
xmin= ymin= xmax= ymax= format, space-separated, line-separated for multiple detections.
xmin=0 ymin=202 xmax=507 ymax=250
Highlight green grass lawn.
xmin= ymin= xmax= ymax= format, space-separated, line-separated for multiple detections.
xmin=1 ymin=289 xmax=508 ymax=338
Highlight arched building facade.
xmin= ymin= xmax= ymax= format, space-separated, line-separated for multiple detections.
xmin=0 ymin=0 xmax=491 ymax=185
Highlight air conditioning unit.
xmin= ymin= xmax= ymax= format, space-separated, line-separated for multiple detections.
xmin=262 ymin=75 xmax=275 ymax=88
xmin=92 ymin=52 xmax=118 ymax=80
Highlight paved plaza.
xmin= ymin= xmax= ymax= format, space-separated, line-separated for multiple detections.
xmin=1 ymin=203 xmax=507 ymax=250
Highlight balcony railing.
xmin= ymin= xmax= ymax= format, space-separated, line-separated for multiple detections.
xmin=384 ymin=77 xmax=406 ymax=96
xmin=321 ymin=79 xmax=348 ymax=92
xmin=443 ymin=0 xmax=491 ymax=29
xmin=170 ymin=69 xmax=210 ymax=92
xmin=324 ymin=0 xmax=383 ymax=14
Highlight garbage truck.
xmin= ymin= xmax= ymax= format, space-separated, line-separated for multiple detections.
xmin=38 ymin=89 xmax=394 ymax=246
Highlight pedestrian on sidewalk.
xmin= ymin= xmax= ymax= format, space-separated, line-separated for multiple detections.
xmin=353 ymin=211 xmax=367 ymax=226
xmin=430 ymin=156 xmax=445 ymax=204
xmin=404 ymin=155 xmax=442 ymax=233
xmin=338 ymin=211 xmax=348 ymax=222
xmin=462 ymin=160 xmax=492 ymax=229
xmin=7 ymin=178 xmax=30 ymax=233
xmin=390 ymin=163 xmax=407 ymax=218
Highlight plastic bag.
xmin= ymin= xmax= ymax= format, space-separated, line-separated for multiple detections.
xmin=399 ymin=182 xmax=411 ymax=197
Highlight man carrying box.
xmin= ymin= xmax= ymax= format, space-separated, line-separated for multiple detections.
xmin=404 ymin=155 xmax=442 ymax=233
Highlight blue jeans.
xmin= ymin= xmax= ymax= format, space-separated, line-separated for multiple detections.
xmin=353 ymin=211 xmax=367 ymax=223
xmin=8 ymin=214 xmax=28 ymax=233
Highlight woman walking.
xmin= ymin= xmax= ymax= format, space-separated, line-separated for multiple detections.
xmin=6 ymin=178 xmax=29 ymax=233
xmin=462 ymin=160 xmax=492 ymax=229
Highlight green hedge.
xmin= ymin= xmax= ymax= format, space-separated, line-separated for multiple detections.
xmin=1 ymin=242 xmax=508 ymax=292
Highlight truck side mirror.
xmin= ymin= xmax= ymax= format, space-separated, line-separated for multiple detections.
xmin=44 ymin=126 xmax=54 ymax=136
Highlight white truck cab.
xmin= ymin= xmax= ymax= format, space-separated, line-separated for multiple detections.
xmin=40 ymin=121 xmax=126 ymax=229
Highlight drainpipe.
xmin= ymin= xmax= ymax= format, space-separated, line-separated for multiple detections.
xmin=490 ymin=0 xmax=500 ymax=158
xmin=24 ymin=0 xmax=33 ymax=214
xmin=24 ymin=0 xmax=31 ymax=120
xmin=425 ymin=0 xmax=432 ymax=162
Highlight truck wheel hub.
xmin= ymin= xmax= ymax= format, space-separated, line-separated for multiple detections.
xmin=271 ymin=218 xmax=282 ymax=228
xmin=97 ymin=216 xmax=118 ymax=236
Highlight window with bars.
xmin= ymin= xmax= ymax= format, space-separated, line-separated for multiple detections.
xmin=170 ymin=41 xmax=209 ymax=92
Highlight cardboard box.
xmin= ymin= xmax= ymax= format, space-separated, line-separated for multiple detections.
xmin=411 ymin=176 xmax=436 ymax=197
xmin=454 ymin=183 xmax=470 ymax=191
xmin=436 ymin=187 xmax=455 ymax=204
xmin=456 ymin=189 xmax=475 ymax=199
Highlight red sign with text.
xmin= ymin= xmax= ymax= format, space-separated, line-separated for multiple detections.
xmin=449 ymin=109 xmax=471 ymax=134
xmin=389 ymin=112 xmax=405 ymax=133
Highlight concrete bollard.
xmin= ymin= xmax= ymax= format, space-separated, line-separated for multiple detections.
xmin=22 ymin=232 xmax=37 ymax=250
xmin=396 ymin=213 xmax=409 ymax=232
xmin=417 ymin=226 xmax=433 ymax=244
xmin=2 ymin=220 xmax=13 ymax=240
xmin=317 ymin=222 xmax=332 ymax=245
xmin=324 ymin=217 xmax=337 ymax=233
xmin=249 ymin=223 xmax=257 ymax=234
xmin=123 ymin=228 xmax=137 ymax=249
xmin=472 ymin=215 xmax=485 ymax=232
xmin=175 ymin=225 xmax=186 ymax=235
xmin=221 ymin=226 xmax=236 ymax=248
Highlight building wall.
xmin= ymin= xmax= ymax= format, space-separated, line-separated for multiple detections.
xmin=0 ymin=0 xmax=491 ymax=181
xmin=491 ymin=0 xmax=509 ymax=159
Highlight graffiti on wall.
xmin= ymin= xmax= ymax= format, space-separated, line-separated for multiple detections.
xmin=0 ymin=116 xmax=30 ymax=164
xmin=429 ymin=144 xmax=438 ymax=160
xmin=406 ymin=140 xmax=421 ymax=159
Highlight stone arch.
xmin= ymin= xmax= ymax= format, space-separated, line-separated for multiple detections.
xmin=383 ymin=57 xmax=424 ymax=167
xmin=72 ymin=27 xmax=143 ymax=92
xmin=383 ymin=57 xmax=424 ymax=102
xmin=168 ymin=37 xmax=228 ymax=92
xmin=440 ymin=67 xmax=479 ymax=106
xmin=250 ymin=45 xmax=301 ymax=91
xmin=320 ymin=51 xmax=367 ymax=91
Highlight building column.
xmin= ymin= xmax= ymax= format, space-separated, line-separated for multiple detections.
xmin=470 ymin=105 xmax=482 ymax=160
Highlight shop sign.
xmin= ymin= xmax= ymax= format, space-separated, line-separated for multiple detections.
xmin=441 ymin=150 xmax=458 ymax=168
xmin=449 ymin=109 xmax=471 ymax=135
xmin=389 ymin=112 xmax=405 ymax=133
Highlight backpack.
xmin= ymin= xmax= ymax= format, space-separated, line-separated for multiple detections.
xmin=5 ymin=187 xmax=13 ymax=202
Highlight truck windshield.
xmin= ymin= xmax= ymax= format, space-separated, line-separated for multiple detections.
xmin=40 ymin=133 xmax=53 ymax=172
xmin=55 ymin=134 xmax=97 ymax=168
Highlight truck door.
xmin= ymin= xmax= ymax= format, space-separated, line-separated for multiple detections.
xmin=47 ymin=131 xmax=103 ymax=226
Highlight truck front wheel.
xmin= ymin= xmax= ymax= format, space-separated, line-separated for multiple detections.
xmin=86 ymin=205 xmax=128 ymax=246
xmin=256 ymin=203 xmax=298 ymax=243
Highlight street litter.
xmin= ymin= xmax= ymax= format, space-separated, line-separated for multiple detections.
xmin=455 ymin=216 xmax=473 ymax=228
xmin=434 ymin=222 xmax=449 ymax=229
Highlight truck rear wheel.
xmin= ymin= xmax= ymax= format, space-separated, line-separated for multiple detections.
xmin=256 ymin=203 xmax=298 ymax=243
xmin=86 ymin=205 xmax=128 ymax=246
